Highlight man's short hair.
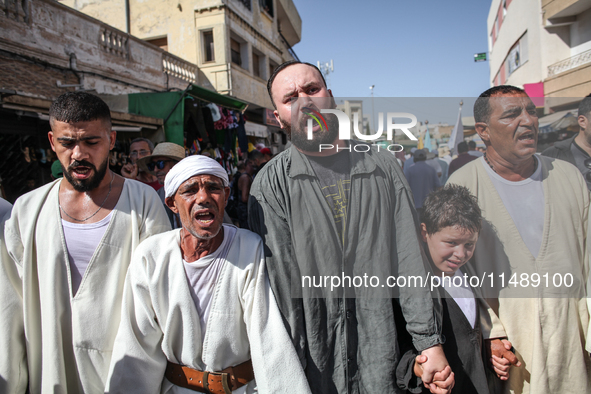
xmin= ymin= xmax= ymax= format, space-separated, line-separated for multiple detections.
xmin=457 ymin=141 xmax=469 ymax=154
xmin=49 ymin=91 xmax=112 ymax=127
xmin=267 ymin=60 xmax=328 ymax=109
xmin=248 ymin=149 xmax=264 ymax=162
xmin=578 ymin=94 xmax=591 ymax=118
xmin=130 ymin=137 xmax=154 ymax=153
xmin=413 ymin=149 xmax=427 ymax=161
xmin=421 ymin=184 xmax=482 ymax=235
xmin=474 ymin=85 xmax=526 ymax=123
xmin=468 ymin=140 xmax=476 ymax=149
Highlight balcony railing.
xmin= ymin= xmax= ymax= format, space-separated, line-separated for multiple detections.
xmin=163 ymin=53 xmax=197 ymax=83
xmin=2 ymin=0 xmax=29 ymax=23
xmin=548 ymin=49 xmax=591 ymax=77
xmin=100 ymin=27 xmax=129 ymax=59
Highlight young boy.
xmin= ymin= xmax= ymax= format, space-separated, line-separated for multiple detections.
xmin=397 ymin=184 xmax=516 ymax=394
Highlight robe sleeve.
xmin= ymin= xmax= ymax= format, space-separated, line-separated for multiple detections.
xmin=105 ymin=252 xmax=166 ymax=394
xmin=241 ymin=241 xmax=311 ymax=393
xmin=138 ymin=185 xmax=172 ymax=241
xmin=0 ymin=211 xmax=28 ymax=394
xmin=446 ymin=169 xmax=509 ymax=341
xmin=248 ymin=193 xmax=307 ymax=367
xmin=585 ymin=190 xmax=591 ymax=353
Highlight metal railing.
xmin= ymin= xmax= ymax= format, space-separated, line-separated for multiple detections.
xmin=548 ymin=49 xmax=591 ymax=77
xmin=162 ymin=53 xmax=198 ymax=83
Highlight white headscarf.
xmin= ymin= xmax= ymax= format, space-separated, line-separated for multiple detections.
xmin=164 ymin=155 xmax=229 ymax=198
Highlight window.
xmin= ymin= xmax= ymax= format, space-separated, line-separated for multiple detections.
xmin=494 ymin=16 xmax=499 ymax=36
xmin=252 ymin=50 xmax=265 ymax=78
xmin=202 ymin=30 xmax=215 ymax=63
xmin=146 ymin=37 xmax=168 ymax=51
xmin=269 ymin=60 xmax=278 ymax=79
xmin=502 ymin=0 xmax=507 ymax=18
xmin=253 ymin=52 xmax=261 ymax=78
xmin=504 ymin=32 xmax=528 ymax=78
xmin=236 ymin=0 xmax=251 ymax=10
xmin=231 ymin=38 xmax=242 ymax=66
xmin=260 ymin=0 xmax=273 ymax=17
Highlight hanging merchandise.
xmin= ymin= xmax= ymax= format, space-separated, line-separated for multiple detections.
xmin=235 ymin=112 xmax=249 ymax=157
xmin=214 ymin=108 xmax=237 ymax=130
xmin=206 ymin=103 xmax=222 ymax=122
xmin=184 ymin=98 xmax=209 ymax=148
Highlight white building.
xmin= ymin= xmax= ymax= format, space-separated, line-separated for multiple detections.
xmin=487 ymin=0 xmax=591 ymax=110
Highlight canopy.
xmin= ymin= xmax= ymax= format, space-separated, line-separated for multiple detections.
xmin=128 ymin=85 xmax=248 ymax=145
xmin=539 ymin=110 xmax=578 ymax=133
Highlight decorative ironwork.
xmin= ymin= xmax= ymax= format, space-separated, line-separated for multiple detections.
xmin=99 ymin=28 xmax=129 ymax=59
xmin=162 ymin=53 xmax=197 ymax=83
xmin=548 ymin=49 xmax=591 ymax=77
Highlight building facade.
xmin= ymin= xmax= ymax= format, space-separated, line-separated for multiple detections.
xmin=0 ymin=0 xmax=204 ymax=201
xmin=61 ymin=0 xmax=302 ymax=109
xmin=487 ymin=0 xmax=591 ymax=109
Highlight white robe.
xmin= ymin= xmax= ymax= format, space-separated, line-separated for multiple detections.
xmin=0 ymin=203 xmax=26 ymax=394
xmin=2 ymin=179 xmax=171 ymax=393
xmin=448 ymin=157 xmax=591 ymax=394
xmin=105 ymin=227 xmax=311 ymax=394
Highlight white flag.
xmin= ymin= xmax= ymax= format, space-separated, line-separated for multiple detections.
xmin=448 ymin=105 xmax=464 ymax=155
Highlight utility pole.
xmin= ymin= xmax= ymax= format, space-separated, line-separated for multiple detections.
xmin=317 ymin=60 xmax=334 ymax=88
xmin=369 ymin=85 xmax=375 ymax=134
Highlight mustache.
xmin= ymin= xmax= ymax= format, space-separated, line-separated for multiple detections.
xmin=191 ymin=204 xmax=217 ymax=215
xmin=68 ymin=160 xmax=97 ymax=171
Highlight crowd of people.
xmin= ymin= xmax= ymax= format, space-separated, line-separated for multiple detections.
xmin=0 ymin=60 xmax=590 ymax=394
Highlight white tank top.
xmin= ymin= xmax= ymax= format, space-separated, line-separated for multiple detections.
xmin=62 ymin=211 xmax=113 ymax=295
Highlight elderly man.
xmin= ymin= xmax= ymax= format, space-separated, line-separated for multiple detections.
xmin=105 ymin=155 xmax=310 ymax=393
xmin=448 ymin=85 xmax=591 ymax=393
xmin=1 ymin=92 xmax=170 ymax=392
xmin=138 ymin=142 xmax=186 ymax=228
xmin=248 ymin=60 xmax=452 ymax=394
xmin=121 ymin=137 xmax=161 ymax=190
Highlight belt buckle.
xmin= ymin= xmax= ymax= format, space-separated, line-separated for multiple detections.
xmin=203 ymin=371 xmax=233 ymax=394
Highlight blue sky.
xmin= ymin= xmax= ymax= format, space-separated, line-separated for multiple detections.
xmin=292 ymin=0 xmax=492 ymax=102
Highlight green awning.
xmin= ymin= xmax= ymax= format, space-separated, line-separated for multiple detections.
xmin=128 ymin=85 xmax=248 ymax=145
xmin=128 ymin=92 xmax=185 ymax=145
xmin=187 ymin=85 xmax=248 ymax=111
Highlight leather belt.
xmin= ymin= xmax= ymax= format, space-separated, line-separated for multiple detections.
xmin=165 ymin=359 xmax=254 ymax=394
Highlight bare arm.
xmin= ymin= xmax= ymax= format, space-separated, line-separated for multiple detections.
xmin=239 ymin=174 xmax=252 ymax=203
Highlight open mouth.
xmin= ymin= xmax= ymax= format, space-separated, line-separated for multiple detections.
xmin=518 ymin=132 xmax=535 ymax=142
xmin=195 ymin=211 xmax=215 ymax=225
xmin=446 ymin=260 xmax=461 ymax=269
xmin=300 ymin=116 xmax=322 ymax=133
xmin=71 ymin=166 xmax=92 ymax=179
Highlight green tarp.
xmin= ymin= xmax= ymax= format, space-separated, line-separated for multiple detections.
xmin=128 ymin=85 xmax=248 ymax=146
xmin=187 ymin=85 xmax=248 ymax=112
xmin=128 ymin=92 xmax=185 ymax=145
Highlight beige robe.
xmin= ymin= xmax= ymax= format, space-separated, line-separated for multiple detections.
xmin=105 ymin=227 xmax=311 ymax=394
xmin=2 ymin=179 xmax=170 ymax=393
xmin=448 ymin=157 xmax=591 ymax=394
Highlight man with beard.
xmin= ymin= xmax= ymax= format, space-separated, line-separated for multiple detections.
xmin=448 ymin=85 xmax=591 ymax=393
xmin=1 ymin=91 xmax=170 ymax=392
xmin=248 ymin=61 xmax=453 ymax=394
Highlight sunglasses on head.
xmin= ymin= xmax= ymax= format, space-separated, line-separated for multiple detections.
xmin=147 ymin=160 xmax=174 ymax=171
